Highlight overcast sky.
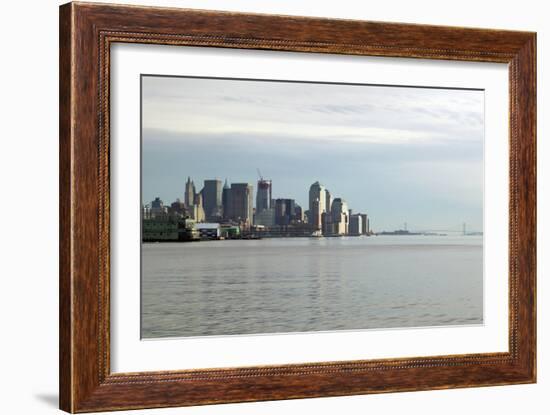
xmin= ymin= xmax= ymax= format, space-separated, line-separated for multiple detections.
xmin=142 ymin=75 xmax=484 ymax=232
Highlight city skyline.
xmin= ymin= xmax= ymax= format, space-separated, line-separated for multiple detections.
xmin=144 ymin=175 xmax=342 ymax=214
xmin=143 ymin=175 xmax=481 ymax=233
xmin=142 ymin=75 xmax=484 ymax=231
xmin=143 ymin=175 xmax=370 ymax=240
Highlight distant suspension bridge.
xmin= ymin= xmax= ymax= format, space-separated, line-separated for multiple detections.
xmin=397 ymin=222 xmax=481 ymax=235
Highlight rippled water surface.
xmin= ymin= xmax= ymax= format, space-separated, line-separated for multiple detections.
xmin=141 ymin=236 xmax=483 ymax=338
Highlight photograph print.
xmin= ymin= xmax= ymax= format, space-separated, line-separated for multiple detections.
xmin=141 ymin=75 xmax=484 ymax=339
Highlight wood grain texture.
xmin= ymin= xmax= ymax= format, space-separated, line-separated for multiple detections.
xmin=59 ymin=2 xmax=537 ymax=412
xmin=59 ymin=3 xmax=73 ymax=411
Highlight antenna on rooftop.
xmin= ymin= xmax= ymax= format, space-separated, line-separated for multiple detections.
xmin=257 ymin=168 xmax=263 ymax=181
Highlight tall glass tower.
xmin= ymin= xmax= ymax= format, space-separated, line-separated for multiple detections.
xmin=256 ymin=179 xmax=272 ymax=214
xmin=202 ymin=179 xmax=223 ymax=220
xmin=308 ymin=181 xmax=326 ymax=231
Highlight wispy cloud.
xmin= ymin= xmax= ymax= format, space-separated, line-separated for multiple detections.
xmin=142 ymin=76 xmax=483 ymax=145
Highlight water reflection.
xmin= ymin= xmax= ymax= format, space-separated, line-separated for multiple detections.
xmin=141 ymin=236 xmax=483 ymax=338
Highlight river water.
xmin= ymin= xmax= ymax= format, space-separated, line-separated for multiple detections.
xmin=141 ymin=235 xmax=483 ymax=338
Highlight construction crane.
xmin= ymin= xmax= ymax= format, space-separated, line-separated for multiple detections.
xmin=257 ymin=168 xmax=263 ymax=181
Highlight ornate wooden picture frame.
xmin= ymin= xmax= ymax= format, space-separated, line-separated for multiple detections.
xmin=59 ymin=2 xmax=536 ymax=412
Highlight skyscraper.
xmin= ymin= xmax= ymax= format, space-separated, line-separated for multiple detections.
xmin=331 ymin=198 xmax=349 ymax=235
xmin=359 ymin=213 xmax=369 ymax=234
xmin=151 ymin=197 xmax=163 ymax=209
xmin=274 ymin=198 xmax=296 ymax=226
xmin=222 ymin=179 xmax=230 ymax=219
xmin=202 ymin=179 xmax=223 ymax=220
xmin=349 ymin=214 xmax=363 ymax=236
xmin=256 ymin=179 xmax=272 ymax=214
xmin=325 ymin=189 xmax=332 ymax=215
xmin=294 ymin=205 xmax=304 ymax=222
xmin=184 ymin=177 xmax=195 ymax=208
xmin=308 ymin=181 xmax=326 ymax=231
xmin=170 ymin=198 xmax=187 ymax=217
xmin=227 ymin=183 xmax=253 ymax=226
xmin=150 ymin=197 xmax=168 ymax=217
xmin=192 ymin=192 xmax=205 ymax=222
